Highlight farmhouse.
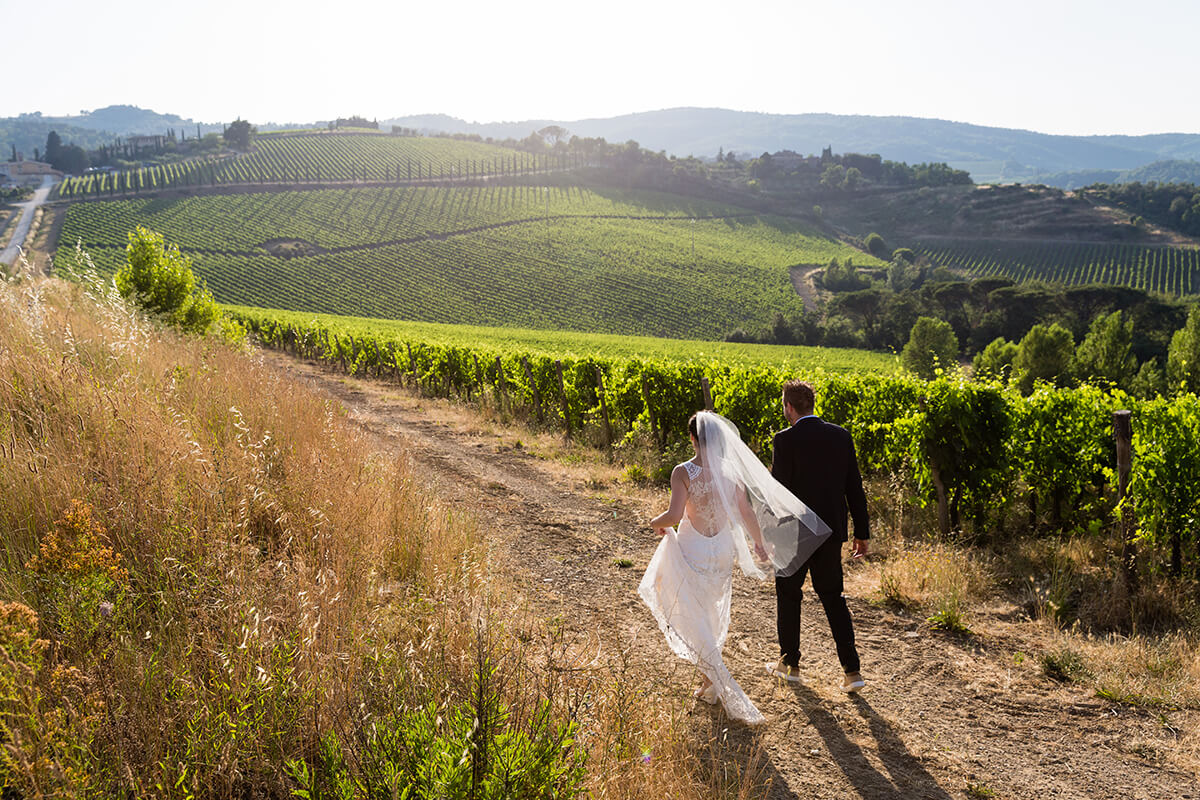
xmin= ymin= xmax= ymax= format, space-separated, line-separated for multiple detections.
xmin=0 ymin=160 xmax=62 ymax=185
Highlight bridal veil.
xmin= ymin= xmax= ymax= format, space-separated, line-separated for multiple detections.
xmin=694 ymin=411 xmax=831 ymax=578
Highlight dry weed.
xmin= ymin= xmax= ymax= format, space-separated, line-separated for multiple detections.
xmin=877 ymin=542 xmax=990 ymax=631
xmin=0 ymin=266 xmax=749 ymax=798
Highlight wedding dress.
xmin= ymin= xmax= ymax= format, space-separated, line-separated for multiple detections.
xmin=638 ymin=412 xmax=831 ymax=725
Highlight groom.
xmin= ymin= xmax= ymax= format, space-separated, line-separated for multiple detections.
xmin=768 ymin=380 xmax=869 ymax=692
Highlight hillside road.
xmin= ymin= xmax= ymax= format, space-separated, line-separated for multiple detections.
xmin=1 ymin=175 xmax=55 ymax=268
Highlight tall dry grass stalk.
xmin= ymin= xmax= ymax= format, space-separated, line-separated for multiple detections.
xmin=0 ymin=261 xmax=758 ymax=799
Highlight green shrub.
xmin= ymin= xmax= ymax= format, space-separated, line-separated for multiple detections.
xmin=864 ymin=232 xmax=889 ymax=259
xmin=116 ymin=226 xmax=222 ymax=335
xmin=1041 ymin=646 xmax=1090 ymax=683
xmin=286 ymin=664 xmax=585 ymax=799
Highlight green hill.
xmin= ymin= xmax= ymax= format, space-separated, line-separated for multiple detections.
xmin=58 ymin=133 xmax=534 ymax=196
xmin=57 ymin=185 xmax=880 ymax=339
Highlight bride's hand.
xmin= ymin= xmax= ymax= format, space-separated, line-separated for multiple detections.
xmin=753 ymin=543 xmax=769 ymax=561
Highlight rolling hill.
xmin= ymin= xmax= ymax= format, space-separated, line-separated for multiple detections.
xmin=57 ymin=181 xmax=880 ymax=339
xmin=384 ymin=108 xmax=1200 ymax=184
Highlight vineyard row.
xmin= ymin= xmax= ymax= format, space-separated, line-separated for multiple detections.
xmin=917 ymin=239 xmax=1200 ymax=297
xmin=232 ymin=309 xmax=1200 ymax=582
xmin=58 ymin=148 xmax=582 ymax=200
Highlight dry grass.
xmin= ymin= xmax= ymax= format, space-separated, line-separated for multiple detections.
xmin=0 ymin=258 xmax=752 ymax=799
xmin=876 ymin=542 xmax=991 ymax=632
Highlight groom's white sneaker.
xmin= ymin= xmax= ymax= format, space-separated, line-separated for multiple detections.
xmin=767 ymin=659 xmax=802 ymax=683
xmin=842 ymin=671 xmax=866 ymax=693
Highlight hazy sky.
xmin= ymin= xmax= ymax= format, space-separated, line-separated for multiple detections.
xmin=7 ymin=0 xmax=1197 ymax=136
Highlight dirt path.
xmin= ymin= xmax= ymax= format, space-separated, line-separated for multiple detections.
xmin=263 ymin=351 xmax=1196 ymax=800
xmin=789 ymin=265 xmax=825 ymax=313
xmin=0 ymin=175 xmax=55 ymax=266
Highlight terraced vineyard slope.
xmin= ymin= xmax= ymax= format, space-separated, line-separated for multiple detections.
xmin=916 ymin=238 xmax=1200 ymax=296
xmin=57 ymin=185 xmax=881 ymax=339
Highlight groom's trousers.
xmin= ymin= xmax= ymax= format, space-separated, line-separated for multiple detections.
xmin=775 ymin=535 xmax=860 ymax=673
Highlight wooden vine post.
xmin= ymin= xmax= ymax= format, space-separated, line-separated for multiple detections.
xmin=555 ymin=360 xmax=571 ymax=438
xmin=494 ymin=356 xmax=507 ymax=409
xmin=1113 ymin=410 xmax=1138 ymax=598
xmin=700 ymin=376 xmax=713 ymax=411
xmin=919 ymin=396 xmax=951 ymax=537
xmin=595 ymin=366 xmax=612 ymax=448
xmin=407 ymin=343 xmax=415 ymax=388
xmin=523 ymin=357 xmax=543 ymax=422
xmin=470 ymin=355 xmax=482 ymax=403
xmin=641 ymin=376 xmax=659 ymax=444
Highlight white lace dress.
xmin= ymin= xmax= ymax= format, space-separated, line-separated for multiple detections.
xmin=638 ymin=460 xmax=765 ymax=724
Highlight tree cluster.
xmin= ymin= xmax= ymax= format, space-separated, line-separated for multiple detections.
xmin=332 ymin=116 xmax=378 ymax=130
xmin=42 ymin=130 xmax=90 ymax=175
xmin=742 ymin=257 xmax=1192 ymax=397
xmin=223 ymin=119 xmax=255 ymax=151
xmin=736 ymin=148 xmax=971 ymax=192
xmin=1084 ymin=181 xmax=1200 ymax=238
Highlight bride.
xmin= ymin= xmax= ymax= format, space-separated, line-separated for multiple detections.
xmin=639 ymin=411 xmax=831 ymax=724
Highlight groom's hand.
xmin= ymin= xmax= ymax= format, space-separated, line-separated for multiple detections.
xmin=654 ymin=527 xmax=668 ymax=537
xmin=851 ymin=538 xmax=869 ymax=560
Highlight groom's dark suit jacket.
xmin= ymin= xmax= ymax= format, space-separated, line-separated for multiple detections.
xmin=771 ymin=416 xmax=869 ymax=543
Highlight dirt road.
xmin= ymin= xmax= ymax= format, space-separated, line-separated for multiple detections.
xmin=1 ymin=175 xmax=55 ymax=267
xmin=264 ymin=351 xmax=1196 ymax=800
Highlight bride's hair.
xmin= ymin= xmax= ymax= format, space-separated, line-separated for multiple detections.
xmin=688 ymin=412 xmax=705 ymax=444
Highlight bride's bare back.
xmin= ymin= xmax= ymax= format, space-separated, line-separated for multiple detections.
xmin=681 ymin=460 xmax=727 ymax=537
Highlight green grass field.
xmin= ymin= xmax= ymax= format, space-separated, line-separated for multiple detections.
xmin=226 ymin=305 xmax=901 ymax=374
xmin=60 ymin=185 xmax=882 ymax=339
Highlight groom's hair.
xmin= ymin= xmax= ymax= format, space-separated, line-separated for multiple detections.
xmin=782 ymin=380 xmax=815 ymax=415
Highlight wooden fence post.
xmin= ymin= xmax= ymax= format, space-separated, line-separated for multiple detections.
xmin=1114 ymin=410 xmax=1138 ymax=598
xmin=556 ymin=360 xmax=571 ymax=438
xmin=700 ymin=376 xmax=713 ymax=411
xmin=523 ymin=357 xmax=543 ymax=422
xmin=596 ymin=365 xmax=612 ymax=448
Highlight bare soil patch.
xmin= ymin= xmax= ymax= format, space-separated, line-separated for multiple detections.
xmin=261 ymin=350 xmax=1198 ymax=800
xmin=262 ymin=238 xmax=328 ymax=258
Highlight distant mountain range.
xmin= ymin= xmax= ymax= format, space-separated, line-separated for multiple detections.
xmin=1033 ymin=159 xmax=1200 ymax=190
xmin=5 ymin=105 xmax=1200 ymax=185
xmin=383 ymin=108 xmax=1200 ymax=184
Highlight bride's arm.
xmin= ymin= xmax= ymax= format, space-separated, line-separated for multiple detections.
xmin=648 ymin=465 xmax=689 ymax=536
xmin=736 ymin=487 xmax=769 ymax=560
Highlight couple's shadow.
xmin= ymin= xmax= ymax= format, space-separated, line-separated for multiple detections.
xmin=697 ymin=683 xmax=953 ymax=800
xmin=789 ymin=682 xmax=952 ymax=800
